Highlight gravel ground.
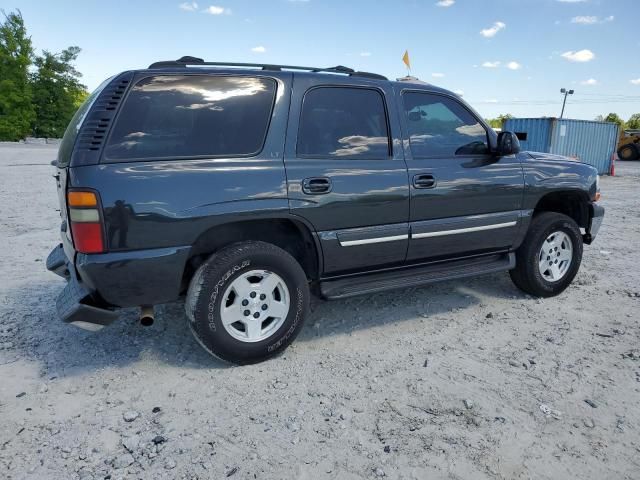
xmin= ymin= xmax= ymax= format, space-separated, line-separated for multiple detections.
xmin=1 ymin=143 xmax=639 ymax=480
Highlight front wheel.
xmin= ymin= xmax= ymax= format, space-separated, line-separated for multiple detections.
xmin=509 ymin=212 xmax=583 ymax=297
xmin=185 ymin=241 xmax=310 ymax=364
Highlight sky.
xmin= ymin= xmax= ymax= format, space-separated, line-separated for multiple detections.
xmin=2 ymin=0 xmax=640 ymax=121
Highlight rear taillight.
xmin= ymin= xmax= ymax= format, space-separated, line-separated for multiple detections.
xmin=67 ymin=190 xmax=105 ymax=253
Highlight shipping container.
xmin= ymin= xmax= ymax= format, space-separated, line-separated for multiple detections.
xmin=503 ymin=118 xmax=619 ymax=174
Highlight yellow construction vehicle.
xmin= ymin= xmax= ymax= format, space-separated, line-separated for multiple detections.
xmin=618 ymin=129 xmax=640 ymax=160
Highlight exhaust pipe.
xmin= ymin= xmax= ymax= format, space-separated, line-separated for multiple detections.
xmin=140 ymin=305 xmax=155 ymax=326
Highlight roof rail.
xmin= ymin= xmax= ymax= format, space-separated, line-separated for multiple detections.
xmin=147 ymin=56 xmax=388 ymax=81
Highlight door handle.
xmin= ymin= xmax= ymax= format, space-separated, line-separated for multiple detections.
xmin=413 ymin=174 xmax=436 ymax=189
xmin=302 ymin=177 xmax=332 ymax=194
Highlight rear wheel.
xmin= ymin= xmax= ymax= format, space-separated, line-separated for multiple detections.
xmin=185 ymin=241 xmax=310 ymax=364
xmin=618 ymin=143 xmax=639 ymax=161
xmin=509 ymin=212 xmax=583 ymax=297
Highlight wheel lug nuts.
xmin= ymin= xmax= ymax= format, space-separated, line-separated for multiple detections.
xmin=261 ymin=304 xmax=268 ymax=311
xmin=243 ymin=310 xmax=250 ymax=316
xmin=250 ymin=292 xmax=256 ymax=298
xmin=253 ymin=312 xmax=260 ymax=318
xmin=260 ymin=294 xmax=266 ymax=300
xmin=242 ymin=299 xmax=249 ymax=306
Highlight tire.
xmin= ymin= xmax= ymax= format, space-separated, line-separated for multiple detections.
xmin=185 ymin=241 xmax=310 ymax=364
xmin=618 ymin=143 xmax=639 ymax=161
xmin=509 ymin=212 xmax=583 ymax=298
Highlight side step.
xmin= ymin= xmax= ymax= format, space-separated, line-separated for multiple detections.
xmin=320 ymin=252 xmax=515 ymax=299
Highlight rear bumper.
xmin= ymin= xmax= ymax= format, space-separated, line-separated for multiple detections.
xmin=47 ymin=244 xmax=119 ymax=331
xmin=47 ymin=243 xmax=191 ymax=329
xmin=584 ymin=203 xmax=604 ymax=245
xmin=75 ymin=246 xmax=191 ymax=307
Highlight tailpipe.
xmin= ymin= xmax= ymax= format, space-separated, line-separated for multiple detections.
xmin=140 ymin=305 xmax=155 ymax=326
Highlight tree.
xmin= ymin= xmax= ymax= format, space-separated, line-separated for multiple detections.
xmin=487 ymin=113 xmax=513 ymax=129
xmin=627 ymin=113 xmax=640 ymax=130
xmin=31 ymin=46 xmax=88 ymax=138
xmin=603 ymin=113 xmax=625 ymax=130
xmin=0 ymin=10 xmax=34 ymax=141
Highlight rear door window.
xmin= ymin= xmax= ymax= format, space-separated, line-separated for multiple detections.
xmin=402 ymin=92 xmax=489 ymax=158
xmin=297 ymin=87 xmax=391 ymax=159
xmin=104 ymin=75 xmax=276 ymax=161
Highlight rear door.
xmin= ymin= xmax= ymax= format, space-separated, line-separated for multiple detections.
xmin=284 ymin=75 xmax=410 ymax=274
xmin=399 ymin=90 xmax=524 ymax=262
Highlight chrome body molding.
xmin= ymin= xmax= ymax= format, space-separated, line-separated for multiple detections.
xmin=339 ymin=234 xmax=409 ymax=247
xmin=411 ymin=221 xmax=517 ymax=239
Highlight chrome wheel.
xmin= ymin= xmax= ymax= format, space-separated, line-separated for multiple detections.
xmin=220 ymin=269 xmax=290 ymax=343
xmin=538 ymin=231 xmax=573 ymax=282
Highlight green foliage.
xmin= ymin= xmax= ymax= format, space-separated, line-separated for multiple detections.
xmin=0 ymin=10 xmax=35 ymax=141
xmin=603 ymin=113 xmax=625 ymax=129
xmin=627 ymin=113 xmax=640 ymax=130
xmin=31 ymin=46 xmax=88 ymax=138
xmin=0 ymin=10 xmax=88 ymax=140
xmin=486 ymin=113 xmax=513 ymax=129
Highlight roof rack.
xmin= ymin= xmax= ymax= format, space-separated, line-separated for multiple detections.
xmin=147 ymin=56 xmax=387 ymax=81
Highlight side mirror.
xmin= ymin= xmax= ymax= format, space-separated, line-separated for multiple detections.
xmin=496 ymin=131 xmax=521 ymax=156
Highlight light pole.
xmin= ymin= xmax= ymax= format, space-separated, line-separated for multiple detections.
xmin=560 ymin=88 xmax=574 ymax=119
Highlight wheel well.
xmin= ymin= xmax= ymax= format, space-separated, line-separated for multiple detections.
xmin=534 ymin=191 xmax=590 ymax=228
xmin=183 ymin=218 xmax=319 ymax=287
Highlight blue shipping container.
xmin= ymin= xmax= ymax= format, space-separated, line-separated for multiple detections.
xmin=503 ymin=118 xmax=619 ymax=174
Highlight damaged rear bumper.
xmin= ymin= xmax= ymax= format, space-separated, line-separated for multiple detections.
xmin=46 ymin=244 xmax=118 ymax=331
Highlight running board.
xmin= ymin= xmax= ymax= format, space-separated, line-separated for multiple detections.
xmin=319 ymin=252 xmax=515 ymax=299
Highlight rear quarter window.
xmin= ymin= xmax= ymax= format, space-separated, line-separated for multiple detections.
xmin=103 ymin=75 xmax=276 ymax=161
xmin=57 ymin=77 xmax=112 ymax=167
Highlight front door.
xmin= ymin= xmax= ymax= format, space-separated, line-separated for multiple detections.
xmin=398 ymin=90 xmax=524 ymax=262
xmin=284 ymin=76 xmax=410 ymax=274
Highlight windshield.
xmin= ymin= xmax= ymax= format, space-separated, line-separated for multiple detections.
xmin=56 ymin=76 xmax=113 ymax=167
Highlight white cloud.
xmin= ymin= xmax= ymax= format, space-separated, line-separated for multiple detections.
xmin=580 ymin=78 xmax=598 ymax=86
xmin=179 ymin=2 xmax=198 ymax=11
xmin=484 ymin=99 xmax=498 ymax=104
xmin=631 ymin=78 xmax=640 ymax=85
xmin=571 ymin=15 xmax=597 ymax=24
xmin=557 ymin=0 xmax=587 ymax=3
xmin=360 ymin=52 xmax=372 ymax=57
xmin=251 ymin=46 xmax=266 ymax=53
xmin=506 ymin=61 xmax=522 ymax=70
xmin=453 ymin=89 xmax=464 ymax=96
xmin=571 ymin=15 xmax=614 ymax=24
xmin=481 ymin=61 xmax=501 ymax=68
xmin=431 ymin=72 xmax=445 ymax=78
xmin=561 ymin=49 xmax=595 ymax=62
xmin=436 ymin=0 xmax=455 ymax=7
xmin=480 ymin=21 xmax=506 ymax=38
xmin=204 ymin=5 xmax=231 ymax=15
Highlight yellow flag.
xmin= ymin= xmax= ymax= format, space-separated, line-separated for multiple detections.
xmin=402 ymin=50 xmax=411 ymax=69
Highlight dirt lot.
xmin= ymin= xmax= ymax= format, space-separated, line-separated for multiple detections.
xmin=0 ymin=143 xmax=639 ymax=480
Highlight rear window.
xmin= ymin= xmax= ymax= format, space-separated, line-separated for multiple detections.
xmin=57 ymin=77 xmax=112 ymax=167
xmin=104 ymin=75 xmax=276 ymax=161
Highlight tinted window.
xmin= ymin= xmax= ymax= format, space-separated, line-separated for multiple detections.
xmin=297 ymin=87 xmax=390 ymax=159
xmin=402 ymin=92 xmax=489 ymax=157
xmin=104 ymin=75 xmax=276 ymax=160
xmin=57 ymin=76 xmax=112 ymax=167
